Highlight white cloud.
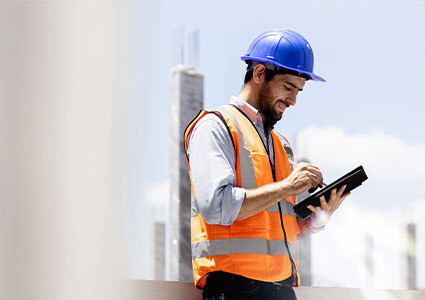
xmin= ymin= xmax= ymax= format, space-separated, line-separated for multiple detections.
xmin=296 ymin=126 xmax=425 ymax=181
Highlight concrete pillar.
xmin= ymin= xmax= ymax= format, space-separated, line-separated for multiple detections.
xmin=295 ymin=157 xmax=312 ymax=286
xmin=298 ymin=233 xmax=312 ymax=286
xmin=365 ymin=234 xmax=374 ymax=287
xmin=406 ymin=223 xmax=417 ymax=290
xmin=169 ymin=66 xmax=203 ymax=281
xmin=152 ymin=221 xmax=166 ymax=280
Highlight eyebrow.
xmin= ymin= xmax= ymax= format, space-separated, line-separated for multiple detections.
xmin=284 ymin=80 xmax=303 ymax=92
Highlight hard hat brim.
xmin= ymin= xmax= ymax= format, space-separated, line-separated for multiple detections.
xmin=241 ymin=56 xmax=326 ymax=82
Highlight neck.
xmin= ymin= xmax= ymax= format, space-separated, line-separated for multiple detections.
xmin=238 ymin=85 xmax=258 ymax=108
xmin=238 ymin=84 xmax=268 ymax=126
xmin=264 ymin=118 xmax=275 ymax=134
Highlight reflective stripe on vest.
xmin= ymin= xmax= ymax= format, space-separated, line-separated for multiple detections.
xmin=184 ymin=104 xmax=299 ymax=287
xmin=192 ymin=238 xmax=297 ymax=259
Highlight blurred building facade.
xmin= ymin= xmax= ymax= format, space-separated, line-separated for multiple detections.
xmin=168 ymin=65 xmax=203 ymax=281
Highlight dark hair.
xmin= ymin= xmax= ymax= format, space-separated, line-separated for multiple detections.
xmin=243 ymin=63 xmax=310 ymax=85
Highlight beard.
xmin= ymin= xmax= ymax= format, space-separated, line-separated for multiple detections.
xmin=258 ymin=82 xmax=282 ymax=127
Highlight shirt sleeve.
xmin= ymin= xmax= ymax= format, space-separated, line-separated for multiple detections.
xmin=187 ymin=113 xmax=246 ymax=226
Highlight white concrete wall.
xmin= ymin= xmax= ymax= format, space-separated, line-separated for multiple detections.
xmin=131 ymin=280 xmax=425 ymax=300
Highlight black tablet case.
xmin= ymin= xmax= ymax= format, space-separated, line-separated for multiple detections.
xmin=293 ymin=165 xmax=368 ymax=219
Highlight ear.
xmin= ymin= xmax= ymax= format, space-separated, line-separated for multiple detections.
xmin=252 ymin=64 xmax=266 ymax=84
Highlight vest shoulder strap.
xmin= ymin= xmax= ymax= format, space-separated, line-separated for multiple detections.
xmin=272 ymin=130 xmax=294 ymax=163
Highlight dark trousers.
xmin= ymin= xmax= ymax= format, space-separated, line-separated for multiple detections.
xmin=202 ymin=272 xmax=297 ymax=300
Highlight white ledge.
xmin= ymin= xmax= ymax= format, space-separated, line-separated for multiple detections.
xmin=126 ymin=280 xmax=425 ymax=300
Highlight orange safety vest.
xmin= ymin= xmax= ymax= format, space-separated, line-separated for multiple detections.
xmin=184 ymin=104 xmax=300 ymax=288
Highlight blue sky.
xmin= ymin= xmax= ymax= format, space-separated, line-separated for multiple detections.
xmin=132 ymin=0 xmax=425 ymax=186
xmin=122 ymin=0 xmax=425 ymax=285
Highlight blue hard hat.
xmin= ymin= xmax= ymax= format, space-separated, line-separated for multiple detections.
xmin=241 ymin=29 xmax=325 ymax=82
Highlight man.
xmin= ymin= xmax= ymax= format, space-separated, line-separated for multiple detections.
xmin=184 ymin=29 xmax=350 ymax=300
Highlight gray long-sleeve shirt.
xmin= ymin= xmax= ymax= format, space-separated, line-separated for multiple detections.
xmin=187 ymin=96 xmax=293 ymax=225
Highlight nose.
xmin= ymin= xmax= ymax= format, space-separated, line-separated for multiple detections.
xmin=286 ymin=94 xmax=297 ymax=106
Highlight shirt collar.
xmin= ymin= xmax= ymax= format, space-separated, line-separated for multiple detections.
xmin=229 ymin=96 xmax=274 ymax=132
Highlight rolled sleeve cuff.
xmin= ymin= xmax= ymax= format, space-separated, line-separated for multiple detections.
xmin=220 ymin=187 xmax=246 ymax=225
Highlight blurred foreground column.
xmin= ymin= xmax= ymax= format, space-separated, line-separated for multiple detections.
xmin=169 ymin=66 xmax=203 ymax=281
xmin=0 ymin=2 xmax=136 ymax=300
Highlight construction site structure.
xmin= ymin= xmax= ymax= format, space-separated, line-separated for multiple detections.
xmin=168 ymin=65 xmax=203 ymax=281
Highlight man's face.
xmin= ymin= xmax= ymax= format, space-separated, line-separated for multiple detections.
xmin=258 ymin=73 xmax=306 ymax=124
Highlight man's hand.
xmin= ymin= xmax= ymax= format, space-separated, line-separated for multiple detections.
xmin=307 ymin=185 xmax=351 ymax=227
xmin=285 ymin=162 xmax=324 ymax=196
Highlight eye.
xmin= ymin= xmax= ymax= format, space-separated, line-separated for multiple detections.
xmin=284 ymin=85 xmax=291 ymax=91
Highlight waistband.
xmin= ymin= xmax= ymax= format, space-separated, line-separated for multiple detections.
xmin=203 ymin=271 xmax=294 ymax=295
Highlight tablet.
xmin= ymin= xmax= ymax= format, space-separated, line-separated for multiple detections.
xmin=293 ymin=165 xmax=368 ymax=219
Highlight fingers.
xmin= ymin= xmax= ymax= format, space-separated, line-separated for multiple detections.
xmin=287 ymin=162 xmax=323 ymax=195
xmin=307 ymin=204 xmax=321 ymax=215
xmin=322 ymin=185 xmax=351 ymax=214
xmin=319 ymin=195 xmax=327 ymax=207
xmin=307 ymin=195 xmax=326 ymax=215
xmin=296 ymin=163 xmax=322 ymax=178
xmin=307 ymin=185 xmax=351 ymax=218
xmin=327 ymin=185 xmax=346 ymax=203
xmin=308 ymin=186 xmax=319 ymax=193
xmin=333 ymin=185 xmax=349 ymax=207
xmin=301 ymin=163 xmax=323 ymax=184
xmin=327 ymin=187 xmax=337 ymax=205
xmin=336 ymin=185 xmax=347 ymax=198
xmin=306 ymin=173 xmax=323 ymax=190
xmin=339 ymin=191 xmax=351 ymax=203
